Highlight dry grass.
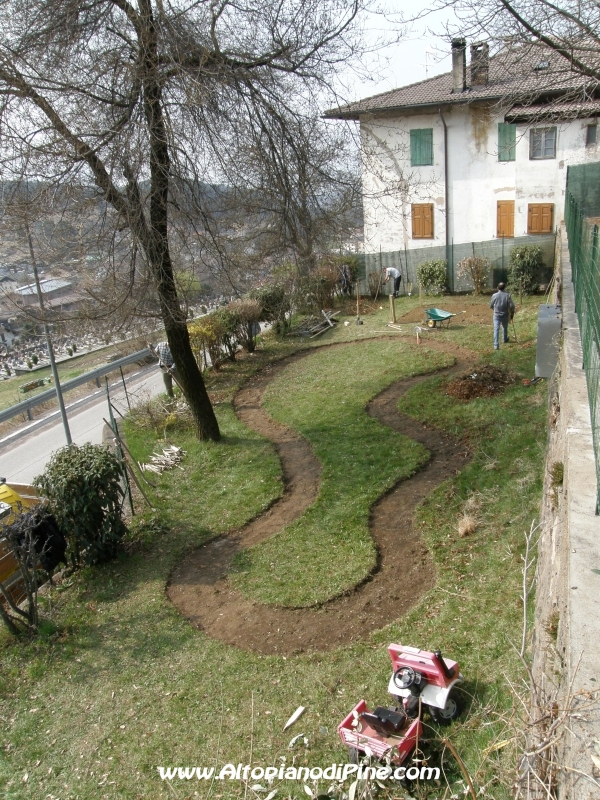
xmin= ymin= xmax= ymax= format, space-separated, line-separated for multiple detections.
xmin=458 ymin=494 xmax=483 ymax=537
xmin=458 ymin=513 xmax=478 ymax=538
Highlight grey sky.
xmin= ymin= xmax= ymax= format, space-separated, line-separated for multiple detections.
xmin=336 ymin=2 xmax=456 ymax=104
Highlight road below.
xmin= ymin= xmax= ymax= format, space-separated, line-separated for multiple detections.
xmin=0 ymin=365 xmax=165 ymax=484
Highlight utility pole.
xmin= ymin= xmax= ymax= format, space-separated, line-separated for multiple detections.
xmin=26 ymin=221 xmax=72 ymax=446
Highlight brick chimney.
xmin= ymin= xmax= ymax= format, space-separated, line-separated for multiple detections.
xmin=470 ymin=42 xmax=489 ymax=86
xmin=451 ymin=39 xmax=467 ymax=93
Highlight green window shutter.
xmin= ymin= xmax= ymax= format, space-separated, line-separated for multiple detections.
xmin=498 ymin=123 xmax=516 ymax=162
xmin=410 ymin=129 xmax=433 ymax=166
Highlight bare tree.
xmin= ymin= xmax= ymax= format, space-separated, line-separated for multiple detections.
xmin=230 ymin=113 xmax=361 ymax=275
xmin=437 ymin=0 xmax=600 ymax=87
xmin=0 ymin=0 xmax=365 ymax=440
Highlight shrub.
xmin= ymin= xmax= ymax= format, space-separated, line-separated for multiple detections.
xmin=67 ymin=346 xmax=73 ymax=356
xmin=295 ymin=266 xmax=337 ymax=312
xmin=127 ymin=396 xmax=192 ymax=436
xmin=508 ymin=245 xmax=544 ymax=295
xmin=31 ymin=354 xmax=39 ymax=365
xmin=211 ymin=306 xmax=239 ymax=361
xmin=367 ymin=270 xmax=382 ymax=297
xmin=456 ymin=255 xmax=491 ymax=295
xmin=416 ymin=259 xmax=447 ymax=295
xmin=227 ymin=298 xmax=262 ymax=353
xmin=34 ymin=443 xmax=127 ymax=567
xmin=188 ymin=313 xmax=227 ymax=370
xmin=248 ymin=283 xmax=291 ymax=332
xmin=325 ymin=254 xmax=359 ymax=296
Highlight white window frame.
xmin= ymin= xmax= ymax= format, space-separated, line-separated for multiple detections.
xmin=529 ymin=127 xmax=556 ymax=160
xmin=586 ymin=124 xmax=597 ymax=146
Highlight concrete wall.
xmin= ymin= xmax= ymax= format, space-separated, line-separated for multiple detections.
xmin=533 ymin=225 xmax=600 ymax=799
xmin=360 ymin=105 xmax=600 ymax=256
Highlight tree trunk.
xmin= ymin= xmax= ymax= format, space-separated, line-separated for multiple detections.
xmin=140 ymin=0 xmax=220 ymax=441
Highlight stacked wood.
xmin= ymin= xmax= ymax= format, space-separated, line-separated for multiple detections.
xmin=139 ymin=445 xmax=185 ymax=474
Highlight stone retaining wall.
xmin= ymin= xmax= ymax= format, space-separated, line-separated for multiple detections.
xmin=533 ymin=224 xmax=600 ymax=799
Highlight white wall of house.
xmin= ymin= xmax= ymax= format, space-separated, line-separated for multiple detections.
xmin=360 ymin=105 xmax=600 ymax=255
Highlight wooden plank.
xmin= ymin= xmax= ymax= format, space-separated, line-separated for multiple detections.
xmin=309 ymin=325 xmax=330 ymax=339
xmin=322 ymin=309 xmax=335 ymax=328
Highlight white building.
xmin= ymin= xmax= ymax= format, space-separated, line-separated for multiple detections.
xmin=327 ymin=42 xmax=600 ymax=260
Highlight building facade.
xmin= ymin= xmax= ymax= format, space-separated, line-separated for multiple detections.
xmin=327 ymin=42 xmax=600 ymax=258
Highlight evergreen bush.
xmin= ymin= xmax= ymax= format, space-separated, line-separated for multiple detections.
xmin=508 ymin=245 xmax=544 ymax=295
xmin=416 ymin=259 xmax=447 ymax=295
xmin=34 ymin=443 xmax=127 ymax=567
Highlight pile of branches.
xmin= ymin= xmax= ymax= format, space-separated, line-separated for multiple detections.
xmin=140 ymin=445 xmax=186 ymax=475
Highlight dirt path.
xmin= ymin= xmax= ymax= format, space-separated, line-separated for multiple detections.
xmin=167 ymin=341 xmax=474 ymax=654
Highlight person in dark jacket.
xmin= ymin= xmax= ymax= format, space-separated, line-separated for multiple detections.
xmin=490 ymin=283 xmax=515 ymax=350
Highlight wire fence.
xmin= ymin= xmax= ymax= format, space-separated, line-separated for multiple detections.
xmin=359 ymin=235 xmax=556 ymax=295
xmin=564 ymin=192 xmax=600 ymax=514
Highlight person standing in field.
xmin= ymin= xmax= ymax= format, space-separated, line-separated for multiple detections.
xmin=489 ymin=282 xmax=515 ymax=350
xmin=383 ymin=266 xmax=402 ymax=298
xmin=150 ymin=341 xmax=178 ymax=398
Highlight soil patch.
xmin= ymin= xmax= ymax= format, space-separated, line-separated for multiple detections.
xmin=399 ymin=298 xmax=491 ymax=326
xmin=446 ymin=364 xmax=517 ymax=400
xmin=167 ymin=341 xmax=474 ymax=654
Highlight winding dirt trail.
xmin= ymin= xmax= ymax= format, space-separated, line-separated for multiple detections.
xmin=167 ymin=341 xmax=474 ymax=654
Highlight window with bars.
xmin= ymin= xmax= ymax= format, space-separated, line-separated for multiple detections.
xmin=529 ymin=127 xmax=556 ymax=159
xmin=498 ymin=123 xmax=516 ymax=161
xmin=410 ymin=129 xmax=433 ymax=166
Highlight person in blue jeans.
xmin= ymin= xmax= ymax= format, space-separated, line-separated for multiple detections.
xmin=490 ymin=282 xmax=515 ymax=350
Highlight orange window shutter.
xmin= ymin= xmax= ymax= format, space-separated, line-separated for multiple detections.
xmin=497 ymin=201 xmax=514 ymax=237
xmin=541 ymin=204 xmax=554 ymax=233
xmin=412 ymin=204 xmax=422 ymax=238
xmin=424 ymin=204 xmax=433 ymax=237
xmin=412 ymin=204 xmax=434 ymax=238
xmin=528 ymin=203 xmax=552 ymax=234
xmin=528 ymin=204 xmax=540 ymax=234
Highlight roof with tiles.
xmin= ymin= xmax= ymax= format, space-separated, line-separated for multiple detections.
xmin=325 ymin=46 xmax=594 ymax=120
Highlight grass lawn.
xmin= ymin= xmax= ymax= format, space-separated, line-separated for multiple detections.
xmin=0 ymin=339 xmax=150 ymax=417
xmin=230 ymin=340 xmax=452 ymax=606
xmin=0 ymin=294 xmax=547 ymax=799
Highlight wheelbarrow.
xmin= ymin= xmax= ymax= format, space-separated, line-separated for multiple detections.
xmin=424 ymin=308 xmax=457 ymax=328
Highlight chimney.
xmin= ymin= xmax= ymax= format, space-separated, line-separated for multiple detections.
xmin=470 ymin=42 xmax=489 ymax=86
xmin=451 ymin=39 xmax=467 ymax=93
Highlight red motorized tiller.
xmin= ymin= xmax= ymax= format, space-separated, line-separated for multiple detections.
xmin=386 ymin=643 xmax=463 ymax=725
xmin=337 ymin=643 xmax=463 ymax=766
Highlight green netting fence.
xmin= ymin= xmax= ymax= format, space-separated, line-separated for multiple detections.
xmin=358 ymin=235 xmax=556 ymax=296
xmin=564 ymin=192 xmax=600 ymax=514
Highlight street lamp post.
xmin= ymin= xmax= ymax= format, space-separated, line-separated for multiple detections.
xmin=26 ymin=223 xmax=72 ymax=446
